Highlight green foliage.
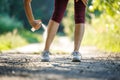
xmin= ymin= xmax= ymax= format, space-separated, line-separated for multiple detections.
xmin=92 ymin=14 xmax=120 ymax=34
xmin=31 ymin=0 xmax=54 ymax=23
xmin=62 ymin=0 xmax=74 ymax=38
xmin=91 ymin=14 xmax=120 ymax=52
xmin=18 ymin=30 xmax=43 ymax=43
xmin=90 ymin=0 xmax=120 ymax=16
xmin=97 ymin=32 xmax=120 ymax=52
xmin=0 ymin=14 xmax=23 ymax=33
xmin=0 ymin=0 xmax=23 ymax=18
xmin=0 ymin=29 xmax=43 ymax=50
xmin=83 ymin=13 xmax=120 ymax=52
xmin=82 ymin=24 xmax=97 ymax=46
xmin=82 ymin=25 xmax=120 ymax=52
xmin=0 ymin=0 xmax=10 ymax=14
xmin=0 ymin=30 xmax=27 ymax=50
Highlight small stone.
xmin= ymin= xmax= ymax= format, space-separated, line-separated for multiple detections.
xmin=79 ymin=70 xmax=84 ymax=73
xmin=87 ymin=66 xmax=90 ymax=69
xmin=12 ymin=70 xmax=15 ymax=74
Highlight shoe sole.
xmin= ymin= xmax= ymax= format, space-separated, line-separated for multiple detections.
xmin=72 ymin=58 xmax=81 ymax=62
xmin=41 ymin=59 xmax=50 ymax=62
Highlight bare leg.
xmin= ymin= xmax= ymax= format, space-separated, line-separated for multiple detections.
xmin=74 ymin=23 xmax=85 ymax=52
xmin=44 ymin=20 xmax=59 ymax=51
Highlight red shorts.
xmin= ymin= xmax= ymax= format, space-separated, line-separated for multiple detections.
xmin=51 ymin=0 xmax=86 ymax=24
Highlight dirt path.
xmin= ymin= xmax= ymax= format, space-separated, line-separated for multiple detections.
xmin=0 ymin=37 xmax=120 ymax=80
xmin=0 ymin=53 xmax=120 ymax=80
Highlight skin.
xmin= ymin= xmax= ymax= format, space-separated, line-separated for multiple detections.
xmin=44 ymin=20 xmax=59 ymax=51
xmin=44 ymin=20 xmax=85 ymax=52
xmin=76 ymin=0 xmax=88 ymax=6
xmin=24 ymin=0 xmax=41 ymax=30
xmin=74 ymin=23 xmax=85 ymax=51
xmin=24 ymin=0 xmax=86 ymax=52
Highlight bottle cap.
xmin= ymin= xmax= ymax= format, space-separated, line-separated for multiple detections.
xmin=31 ymin=22 xmax=42 ymax=32
xmin=31 ymin=27 xmax=36 ymax=32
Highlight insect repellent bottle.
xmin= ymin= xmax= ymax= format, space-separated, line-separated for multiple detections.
xmin=31 ymin=21 xmax=42 ymax=32
xmin=31 ymin=27 xmax=36 ymax=32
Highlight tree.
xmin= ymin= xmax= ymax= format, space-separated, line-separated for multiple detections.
xmin=91 ymin=0 xmax=120 ymax=16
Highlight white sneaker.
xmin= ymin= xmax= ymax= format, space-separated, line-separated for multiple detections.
xmin=72 ymin=51 xmax=82 ymax=62
xmin=41 ymin=51 xmax=50 ymax=62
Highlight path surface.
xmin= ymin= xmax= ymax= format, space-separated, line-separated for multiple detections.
xmin=0 ymin=49 xmax=120 ymax=80
xmin=0 ymin=37 xmax=120 ymax=80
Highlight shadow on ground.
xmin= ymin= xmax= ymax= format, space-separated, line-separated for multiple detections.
xmin=0 ymin=54 xmax=120 ymax=80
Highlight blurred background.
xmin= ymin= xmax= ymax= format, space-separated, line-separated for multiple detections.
xmin=0 ymin=0 xmax=120 ymax=53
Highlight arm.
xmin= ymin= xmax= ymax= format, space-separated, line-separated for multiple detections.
xmin=24 ymin=0 xmax=41 ymax=30
xmin=24 ymin=0 xmax=34 ymax=24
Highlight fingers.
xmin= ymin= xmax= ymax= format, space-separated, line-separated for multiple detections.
xmin=31 ymin=20 xmax=42 ymax=30
xmin=76 ymin=0 xmax=79 ymax=2
xmin=76 ymin=0 xmax=88 ymax=6
xmin=81 ymin=0 xmax=88 ymax=6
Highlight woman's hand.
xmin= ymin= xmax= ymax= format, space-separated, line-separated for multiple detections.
xmin=31 ymin=20 xmax=42 ymax=30
xmin=82 ymin=0 xmax=88 ymax=6
xmin=76 ymin=0 xmax=88 ymax=6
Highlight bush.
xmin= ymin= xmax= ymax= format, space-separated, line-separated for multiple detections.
xmin=91 ymin=14 xmax=120 ymax=52
xmin=18 ymin=30 xmax=43 ymax=43
xmin=62 ymin=0 xmax=75 ymax=39
xmin=0 ymin=30 xmax=28 ymax=50
xmin=0 ymin=14 xmax=23 ymax=33
xmin=0 ymin=29 xmax=43 ymax=51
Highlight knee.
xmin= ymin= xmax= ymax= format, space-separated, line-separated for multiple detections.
xmin=75 ymin=14 xmax=85 ymax=24
xmin=51 ymin=10 xmax=64 ymax=23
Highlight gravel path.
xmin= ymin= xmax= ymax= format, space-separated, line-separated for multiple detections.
xmin=0 ymin=37 xmax=120 ymax=80
xmin=0 ymin=53 xmax=120 ymax=80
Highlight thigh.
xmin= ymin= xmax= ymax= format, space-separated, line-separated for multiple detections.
xmin=52 ymin=0 xmax=69 ymax=23
xmin=54 ymin=0 xmax=68 ymax=14
xmin=74 ymin=0 xmax=86 ymax=23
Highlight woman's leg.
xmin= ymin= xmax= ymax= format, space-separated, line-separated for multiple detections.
xmin=74 ymin=0 xmax=86 ymax=52
xmin=44 ymin=20 xmax=59 ymax=51
xmin=72 ymin=0 xmax=86 ymax=62
xmin=42 ymin=0 xmax=69 ymax=62
xmin=74 ymin=23 xmax=85 ymax=51
xmin=43 ymin=0 xmax=69 ymax=51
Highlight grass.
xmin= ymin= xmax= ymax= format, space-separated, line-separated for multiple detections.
xmin=18 ymin=30 xmax=43 ymax=43
xmin=0 ymin=29 xmax=43 ymax=51
xmin=97 ymin=32 xmax=120 ymax=52
xmin=82 ymin=24 xmax=120 ymax=53
xmin=82 ymin=24 xmax=97 ymax=46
